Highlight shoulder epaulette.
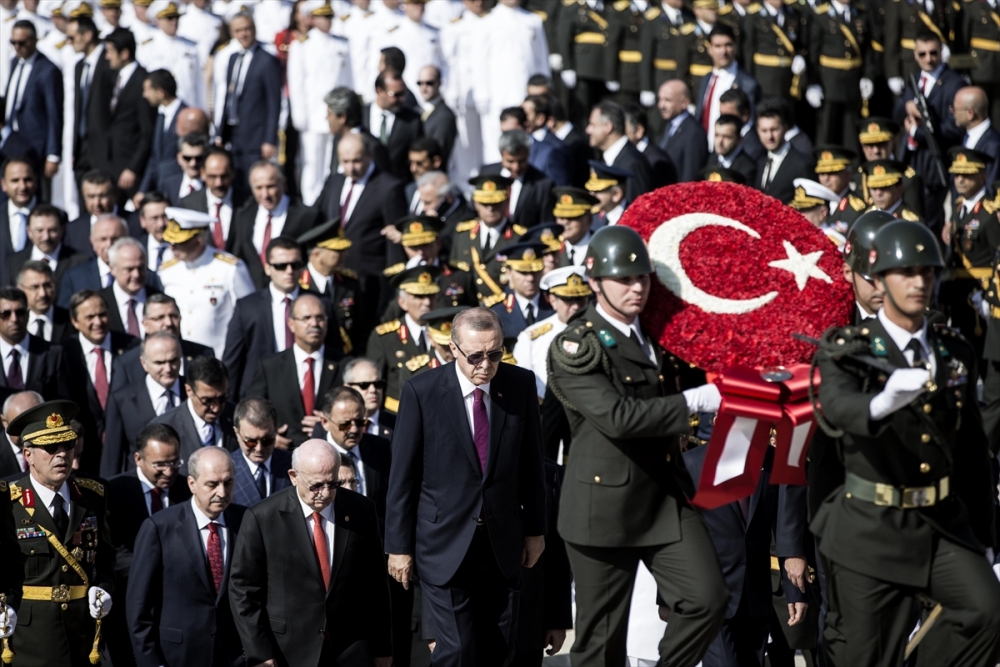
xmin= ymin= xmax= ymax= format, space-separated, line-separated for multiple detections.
xmin=141 ymin=37 xmax=153 ymax=45
xmin=953 ymin=0 xmax=961 ymax=10
xmin=383 ymin=262 xmax=406 ymax=277
xmin=747 ymin=3 xmax=763 ymax=13
xmin=904 ymin=166 xmax=917 ymax=178
xmin=482 ymin=292 xmax=506 ymax=308
xmin=159 ymin=258 xmax=180 ymax=270
xmin=450 ymin=260 xmax=471 ymax=272
xmin=214 ymin=252 xmax=238 ymax=264
xmin=901 ymin=209 xmax=921 ymax=222
xmin=456 ymin=220 xmax=478 ymax=233
xmin=375 ymin=320 xmax=401 ymax=335
xmin=512 ymin=224 xmax=528 ymax=236
xmin=680 ymin=22 xmax=696 ymax=34
xmin=849 ymin=195 xmax=866 ymax=211
xmin=562 ymin=0 xmax=579 ymax=5
xmin=337 ymin=267 xmax=358 ymax=280
xmin=9 ymin=483 xmax=20 ymax=502
xmin=55 ymin=39 xmax=67 ymax=49
xmin=613 ymin=0 xmax=630 ymax=10
xmin=815 ymin=3 xmax=830 ymax=13
xmin=387 ymin=25 xmax=399 ymax=33
xmin=719 ymin=4 xmax=733 ymax=14
xmin=405 ymin=354 xmax=430 ymax=371
xmin=74 ymin=477 xmax=104 ymax=496
xmin=214 ymin=40 xmax=230 ymax=53
xmin=340 ymin=13 xmax=351 ymax=20
xmin=983 ymin=193 xmax=1000 ymax=214
xmin=532 ymin=9 xmax=549 ymax=20
xmin=529 ymin=322 xmax=554 ymax=340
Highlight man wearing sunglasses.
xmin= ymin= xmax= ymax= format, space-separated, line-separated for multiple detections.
xmin=230 ymin=396 xmax=291 ymax=507
xmin=0 ymin=286 xmax=63 ymax=405
xmin=387 ymin=306 xmax=546 ymax=667
xmin=6 ymin=399 xmax=116 ymax=667
xmin=155 ymin=131 xmax=208 ymax=206
xmin=341 ymin=357 xmax=394 ymax=438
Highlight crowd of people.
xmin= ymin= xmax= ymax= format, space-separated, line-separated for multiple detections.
xmin=1 ymin=0 xmax=1000 ymax=665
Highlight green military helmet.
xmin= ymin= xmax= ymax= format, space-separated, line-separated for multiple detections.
xmin=869 ymin=220 xmax=944 ymax=275
xmin=844 ymin=210 xmax=896 ymax=279
xmin=583 ymin=226 xmax=653 ymax=278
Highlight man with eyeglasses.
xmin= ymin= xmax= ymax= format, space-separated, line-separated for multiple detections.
xmin=0 ymin=286 xmax=64 ymax=405
xmin=14 ymin=261 xmax=72 ymax=344
xmin=231 ymin=438 xmax=392 ymax=667
xmin=230 ymin=396 xmax=292 ymax=507
xmin=6 ymin=399 xmax=115 ymax=667
xmin=341 ymin=357 xmax=394 ymax=438
xmin=387 ymin=306 xmax=546 ymax=666
xmin=417 ymin=66 xmax=457 ymax=169
xmin=157 ymin=132 xmax=208 ymax=206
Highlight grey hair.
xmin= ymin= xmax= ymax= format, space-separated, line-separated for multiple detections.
xmin=324 ymin=86 xmax=362 ymax=126
xmin=234 ymin=396 xmax=278 ymax=430
xmin=92 ymin=214 xmax=128 ymax=237
xmin=451 ymin=307 xmax=502 ymax=346
xmin=291 ymin=441 xmax=342 ymax=471
xmin=188 ymin=446 xmax=234 ymax=481
xmin=107 ymin=236 xmax=146 ymax=268
xmin=498 ymin=130 xmax=531 ymax=155
xmin=140 ymin=331 xmax=181 ymax=358
xmin=2 ymin=391 xmax=43 ymax=418
xmin=342 ymin=357 xmax=380 ymax=383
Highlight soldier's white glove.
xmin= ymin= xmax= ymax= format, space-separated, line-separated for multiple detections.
xmin=868 ymin=367 xmax=931 ymax=420
xmin=549 ymin=53 xmax=564 ymax=71
xmin=971 ymin=290 xmax=990 ymax=319
xmin=888 ymin=77 xmax=905 ymax=96
xmin=606 ymin=80 xmax=621 ymax=92
xmin=640 ymin=90 xmax=656 ymax=107
xmin=88 ymin=587 xmax=112 ymax=619
xmin=0 ymin=603 xmax=16 ymax=638
xmin=791 ymin=55 xmax=806 ymax=75
xmin=806 ymin=85 xmax=824 ymax=109
xmin=561 ymin=69 xmax=578 ymax=89
xmin=860 ymin=77 xmax=874 ymax=100
xmin=942 ymin=44 xmax=951 ymax=63
xmin=683 ymin=383 xmax=722 ymax=414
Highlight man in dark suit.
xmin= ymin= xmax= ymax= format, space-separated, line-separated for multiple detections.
xmin=0 ymin=390 xmax=40 ymax=480
xmin=404 ymin=138 xmax=444 ymax=213
xmin=156 ymin=132 xmax=208 ymax=206
xmin=137 ymin=68 xmax=185 ymax=196
xmin=63 ymin=169 xmax=118 ymax=257
xmin=325 ymin=86 xmax=393 ymax=177
xmin=0 ymin=157 xmax=38 ymax=261
xmin=177 ymin=147 xmax=241 ymax=252
xmin=317 ymin=133 xmax=408 ymax=345
xmin=248 ymin=294 xmax=342 ymax=449
xmin=231 ymin=161 xmax=319 ymax=289
xmin=151 ymin=356 xmax=238 ymax=476
xmin=0 ymin=21 xmax=63 ymax=189
xmin=1 ymin=204 xmax=80 ymax=289
xmin=128 ymin=446 xmax=247 ymax=667
xmin=954 ymin=86 xmax=1000 ymax=189
xmin=13 ymin=260 xmax=72 ymax=343
xmin=704 ymin=114 xmax=758 ymax=184
xmin=218 ymin=12 xmax=282 ymax=203
xmin=230 ymin=396 xmax=292 ymax=508
xmin=694 ymin=25 xmax=761 ymax=140
xmin=753 ymin=100 xmax=815 ymax=204
xmin=523 ymin=95 xmax=573 ymax=187
xmin=67 ymin=15 xmax=112 ymax=189
xmin=0 ymin=287 xmax=64 ymax=404
xmin=58 ymin=214 xmax=138 ymax=309
xmin=657 ymin=80 xmax=709 ymax=183
xmin=481 ymin=130 xmax=556 ymax=230
xmin=386 ymin=307 xmax=546 ymax=666
xmin=101 ymin=332 xmax=185 ymax=478
xmin=417 ymin=65 xmax=457 ymax=167
xmin=229 ymin=439 xmax=393 ymax=666
xmin=549 ymin=97 xmax=594 ymax=188
xmin=98 ymin=236 xmax=161 ymax=337
xmin=363 ymin=68 xmax=424 ymax=183
xmin=586 ymin=101 xmax=655 ymax=202
xmin=623 ymin=103 xmax=677 ymax=189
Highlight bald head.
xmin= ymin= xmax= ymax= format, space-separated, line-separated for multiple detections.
xmin=954 ymin=87 xmax=989 ymax=129
xmin=2 ymin=391 xmax=44 ymax=445
xmin=176 ymin=107 xmax=210 ymax=136
xmin=290 ymin=439 xmax=341 ymax=510
xmin=658 ymin=80 xmax=691 ymax=121
xmin=338 ymin=134 xmax=372 ymax=181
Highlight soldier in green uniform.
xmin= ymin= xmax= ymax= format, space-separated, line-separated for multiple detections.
xmin=940 ymin=147 xmax=1000 ymax=360
xmin=449 ymin=175 xmax=527 ymax=307
xmin=639 ymin=0 xmax=694 ymax=131
xmin=883 ymin=0 xmax=953 ymax=92
xmin=854 ymin=117 xmax=926 ymax=216
xmin=396 ymin=305 xmax=469 ymax=387
xmin=6 ymin=400 xmax=115 ymax=667
xmin=607 ymin=0 xmax=655 ymax=106
xmin=810 ymin=220 xmax=1000 ymax=666
xmin=367 ymin=265 xmax=442 ymax=415
xmin=742 ymin=0 xmax=808 ymax=102
xmin=957 ymin=0 xmax=1000 ymax=126
xmin=859 ymin=159 xmax=924 ymax=220
xmin=686 ymin=0 xmax=719 ymax=95
xmin=296 ymin=218 xmax=360 ymax=354
xmin=819 ymin=146 xmax=868 ymax=233
xmin=547 ymin=226 xmax=728 ymax=666
xmin=557 ymin=0 xmax=614 ymax=124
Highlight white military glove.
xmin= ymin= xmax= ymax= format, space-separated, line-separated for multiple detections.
xmin=88 ymin=586 xmax=112 ymax=619
xmin=971 ymin=290 xmax=990 ymax=319
xmin=606 ymin=80 xmax=621 ymax=92
xmin=791 ymin=55 xmax=806 ymax=75
xmin=868 ymin=367 xmax=931 ymax=420
xmin=640 ymin=90 xmax=656 ymax=107
xmin=942 ymin=44 xmax=951 ymax=63
xmin=683 ymin=383 xmax=722 ymax=414
xmin=0 ymin=603 xmax=16 ymax=639
xmin=860 ymin=78 xmax=874 ymax=100
xmin=806 ymin=85 xmax=824 ymax=109
xmin=549 ymin=53 xmax=564 ymax=71
xmin=561 ymin=70 xmax=578 ymax=89
xmin=888 ymin=77 xmax=905 ymax=96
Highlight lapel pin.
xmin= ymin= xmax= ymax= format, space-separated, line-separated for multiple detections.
xmin=327 ymin=363 xmax=334 ymax=371
xmin=344 ymin=515 xmax=350 ymax=522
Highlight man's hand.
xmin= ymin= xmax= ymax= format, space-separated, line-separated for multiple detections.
xmin=888 ymin=76 xmax=905 ymax=96
xmin=561 ymin=70 xmax=577 ymax=89
xmin=381 ymin=225 xmax=403 ymax=243
xmin=88 ymin=586 xmax=112 ymax=619
xmin=805 ymin=85 xmax=823 ymax=109
xmin=0 ymin=603 xmax=17 ymax=638
xmin=903 ymin=115 xmax=918 ymax=135
xmin=522 ymin=535 xmax=545 ymax=568
xmin=388 ymin=553 xmax=414 ymax=590
xmin=302 ymin=412 xmax=323 ymax=434
xmin=544 ymin=629 xmax=566 ymax=656
xmin=859 ymin=78 xmax=874 ymax=101
xmin=905 ymin=100 xmax=921 ymax=121
xmin=261 ymin=143 xmax=277 ymax=160
xmin=132 ymin=192 xmax=145 ymax=209
xmin=275 ymin=424 xmax=293 ymax=450
xmin=118 ymin=168 xmax=136 ymax=190
xmin=941 ymin=223 xmax=951 ymax=245
xmin=639 ymin=90 xmax=656 ymax=107
xmin=374 ymin=657 xmax=392 ymax=667
xmin=787 ymin=602 xmax=808 ymax=626
xmin=784 ymin=557 xmax=808 ymax=592
xmin=251 ymin=661 xmax=276 ymax=667
xmin=44 ymin=160 xmax=59 ymax=179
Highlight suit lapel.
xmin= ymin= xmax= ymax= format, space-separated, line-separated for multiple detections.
xmin=180 ymin=502 xmax=216 ymax=597
xmin=220 ymin=506 xmax=238 ymax=603
xmin=279 ymin=491 xmax=325 ymax=590
xmin=485 ymin=374 xmax=509 ymax=480
xmin=440 ymin=369 xmax=483 ymax=475
xmin=24 ymin=336 xmax=43 ymax=389
xmin=316 ymin=353 xmax=339 ymax=399
xmin=329 ymin=493 xmax=350 ymax=594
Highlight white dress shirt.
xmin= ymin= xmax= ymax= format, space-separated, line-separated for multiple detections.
xmin=6 ymin=197 xmax=33 ymax=254
xmin=191 ymin=497 xmax=228 ymax=568
xmin=456 ymin=361 xmax=491 ymax=439
xmin=596 ymin=303 xmax=655 ymax=363
xmin=31 ymin=477 xmax=71 ymax=526
xmin=366 ymin=409 xmax=384 ymax=436
xmin=964 ymin=119 xmax=992 ymax=149
xmin=137 ymin=466 xmax=171 ymax=515
xmin=293 ymin=344 xmax=325 ymax=400
xmin=27 ymin=307 xmax=52 ymax=341
xmin=553 ymin=122 xmax=574 ymax=141
xmin=878 ymin=309 xmax=936 ymax=376
xmin=602 ymin=135 xmax=629 ymax=166
xmin=299 ymin=494 xmax=335 ymax=570
xmin=80 ymin=333 xmax=112 ymax=388
xmin=962 ymin=187 xmax=987 ymax=216
xmin=369 ymin=104 xmax=396 ymax=140
xmin=160 ymin=96 xmax=183 ymax=134
xmin=206 ymin=188 xmax=234 ymax=243
xmin=146 ymin=374 xmax=181 ymax=416
xmin=112 ymin=283 xmax=147 ymax=335
xmin=666 ymin=111 xmax=689 ymax=140
xmin=513 ymin=293 xmax=541 ymax=321
xmin=97 ymin=257 xmax=113 ymax=289
xmin=253 ymin=195 xmax=290 ymax=255
xmin=479 ymin=223 xmax=502 ymax=251
xmin=114 ymin=61 xmax=139 ymax=99
xmin=704 ymin=62 xmax=737 ymax=147
xmin=188 ymin=399 xmax=221 ymax=447
xmin=0 ymin=337 xmax=29 ymax=384
xmin=179 ymin=174 xmax=204 ymax=199
xmin=241 ymin=452 xmax=273 ymax=497
xmin=498 ymin=166 xmax=523 ymax=216
xmin=760 ymin=141 xmax=791 ymax=188
xmin=563 ymin=232 xmax=591 ymax=266
xmin=404 ymin=314 xmax=427 ymax=349
xmin=340 ymin=161 xmax=376 ymax=223
xmin=328 ymin=433 xmax=366 ymax=496
xmin=29 ymin=242 xmax=61 ymax=270
xmin=231 ymin=44 xmax=256 ymax=99
xmin=146 ymin=234 xmax=173 ymax=272
xmin=270 ymin=284 xmax=299 ymax=352
xmin=306 ymin=263 xmax=332 ymax=294
xmin=4 ymin=53 xmax=36 ymax=131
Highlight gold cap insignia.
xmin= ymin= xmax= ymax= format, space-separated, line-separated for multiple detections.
xmin=411 ymin=222 xmax=424 ymax=233
xmin=46 ymin=413 xmax=64 ymax=429
xmin=417 ymin=272 xmax=433 ymax=285
xmin=873 ymin=165 xmax=886 ymax=176
xmin=708 ymin=172 xmax=722 ymax=182
xmin=482 ymin=180 xmax=497 ymax=192
xmin=822 ymin=151 xmax=833 ymax=161
xmin=560 ymin=194 xmax=573 ymax=205
xmin=523 ymin=249 xmax=537 ymax=261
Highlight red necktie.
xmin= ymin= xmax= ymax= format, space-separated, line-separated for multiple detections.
xmin=920 ymin=73 xmax=929 ymax=97
xmin=126 ymin=298 xmax=140 ymax=337
xmin=312 ymin=511 xmax=331 ymax=589
xmin=340 ymin=180 xmax=354 ymax=225
xmin=212 ymin=201 xmax=225 ymax=249
xmin=302 ymin=357 xmax=315 ymax=417
xmin=284 ymin=297 xmax=293 ymax=349
xmin=472 ymin=388 xmax=489 ymax=472
xmin=149 ymin=487 xmax=163 ymax=514
xmin=207 ymin=522 xmax=224 ymax=594
xmin=93 ymin=347 xmax=109 ymax=410
xmin=259 ymin=213 xmax=272 ymax=267
xmin=702 ymin=74 xmax=718 ymax=131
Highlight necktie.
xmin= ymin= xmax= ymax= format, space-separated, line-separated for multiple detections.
xmin=920 ymin=74 xmax=929 ymax=97
xmin=762 ymin=157 xmax=774 ymax=188
xmin=79 ymin=61 xmax=91 ymax=138
xmin=207 ymin=522 xmax=224 ymax=594
xmin=340 ymin=179 xmax=354 ymax=225
xmin=161 ymin=388 xmax=176 ymax=414
xmin=110 ymin=73 xmax=122 ymax=114
xmin=203 ymin=422 xmax=215 ymax=446
xmin=259 ymin=213 xmax=272 ymax=268
xmin=104 ymin=272 xmax=114 ymax=288
xmin=568 ymin=247 xmax=575 ymax=264
xmin=154 ymin=243 xmax=166 ymax=270
xmin=226 ymin=51 xmax=245 ymax=125
xmin=13 ymin=212 xmax=27 ymax=252
xmin=702 ymin=74 xmax=718 ymax=132
xmin=906 ymin=339 xmax=927 ymax=369
xmin=302 ymin=357 xmax=316 ymax=417
xmin=6 ymin=349 xmax=23 ymax=390
xmin=964 ymin=132 xmax=972 ymax=149
xmin=51 ymin=493 xmax=69 ymax=537
xmin=312 ymin=512 xmax=331 ymax=589
xmin=472 ymin=388 xmax=489 ymax=472
xmin=33 ymin=318 xmax=45 ymax=339
xmin=126 ymin=298 xmax=140 ymax=337
xmin=415 ymin=331 xmax=427 ymax=353
xmin=379 ymin=112 xmax=389 ymax=144
xmin=149 ymin=487 xmax=163 ymax=514
xmin=5 ymin=60 xmax=24 ymax=127
xmin=525 ymin=303 xmax=535 ymax=325
xmin=93 ymin=347 xmax=109 ymax=410
xmin=255 ymin=463 xmax=268 ymax=499
xmin=482 ymin=229 xmax=493 ymax=254
xmin=212 ymin=202 xmax=225 ymax=249
xmin=346 ymin=449 xmax=364 ymax=495
xmin=283 ymin=297 xmax=293 ymax=349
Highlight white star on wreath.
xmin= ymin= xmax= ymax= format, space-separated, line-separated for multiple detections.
xmin=768 ymin=240 xmax=833 ymax=291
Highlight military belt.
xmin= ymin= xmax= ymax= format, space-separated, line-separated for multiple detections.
xmin=844 ymin=471 xmax=949 ymax=509
xmin=689 ymin=63 xmax=713 ymax=77
xmin=653 ymin=58 xmax=678 ymax=70
xmin=619 ymin=50 xmax=642 ymax=63
xmin=819 ymin=55 xmax=862 ymax=70
xmin=971 ymin=37 xmax=1000 ymax=52
xmin=900 ymin=38 xmax=917 ymax=50
xmin=22 ymin=585 xmax=88 ymax=602
xmin=574 ymin=32 xmax=606 ymax=45
xmin=753 ymin=53 xmax=792 ymax=68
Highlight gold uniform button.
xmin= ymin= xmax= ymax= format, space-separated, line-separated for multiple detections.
xmin=625 ymin=376 xmax=631 ymax=381
xmin=594 ymin=476 xmax=602 ymax=483
xmin=956 ymin=401 xmax=963 ymax=408
xmin=923 ymin=404 xmax=932 ymax=413
xmin=666 ymin=454 xmax=672 ymax=462
xmin=861 ymin=327 xmax=870 ymax=335
xmin=919 ymin=462 xmax=931 ymax=473
xmin=61 ymin=603 xmax=68 ymax=611
xmin=921 ymin=433 xmax=931 ymax=443
xmin=397 ymin=362 xmax=403 ymax=367
xmin=62 ymin=565 xmax=68 ymax=572
xmin=29 ymin=549 xmax=35 ymax=555
xmin=846 ymin=492 xmax=853 ymax=499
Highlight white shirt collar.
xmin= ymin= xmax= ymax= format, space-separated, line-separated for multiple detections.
xmin=0 ymin=336 xmax=28 ymax=359
xmin=262 ymin=195 xmax=290 ymax=219
xmin=242 ymin=451 xmax=271 ymax=477
xmin=292 ymin=342 xmax=324 ymax=365
xmin=79 ymin=331 xmax=110 ymax=354
xmin=190 ymin=496 xmax=226 ymax=528
xmin=161 ymin=96 xmax=182 ymax=127
xmin=514 ymin=292 xmax=541 ymax=314
xmin=116 ymin=60 xmax=139 ymax=87
xmin=455 ymin=360 xmax=490 ymax=399
xmin=877 ymin=308 xmax=930 ymax=359
xmin=603 ymin=135 xmax=630 ymax=166
xmin=186 ymin=399 xmax=213 ymax=435
xmin=553 ymin=122 xmax=573 ymax=141
xmin=965 ymin=119 xmax=992 ymax=148
xmin=145 ymin=372 xmax=180 ymax=400
xmin=136 ymin=466 xmax=157 ymax=494
xmin=297 ymin=493 xmax=334 ymax=522
xmin=404 ymin=313 xmax=425 ymax=341
xmin=767 ymin=141 xmax=791 ymax=160
xmin=112 ymin=281 xmax=145 ymax=305
xmin=29 ymin=476 xmax=70 ymax=514
xmin=596 ymin=302 xmax=645 ymax=344
xmin=269 ymin=282 xmax=298 ymax=305
xmin=714 ymin=60 xmax=738 ymax=77
xmin=963 ymin=187 xmax=987 ymax=213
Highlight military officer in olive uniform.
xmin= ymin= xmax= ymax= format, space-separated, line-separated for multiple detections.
xmin=811 ymin=220 xmax=1000 ymax=666
xmin=859 ymin=159 xmax=924 ymax=220
xmin=367 ymin=265 xmax=442 ymax=414
xmin=606 ymin=0 xmax=657 ymax=106
xmin=297 ymin=218 xmax=361 ymax=354
xmin=685 ymin=0 xmax=718 ymax=96
xmin=6 ymin=400 xmax=115 ymax=667
xmin=639 ymin=0 xmax=694 ymax=125
xmin=817 ymin=147 xmax=865 ymax=233
xmin=0 ymin=472 xmax=22 ymax=646
xmin=383 ymin=215 xmax=478 ymax=312
xmin=957 ymin=0 xmax=1000 ymax=126
xmin=557 ymin=0 xmax=614 ymax=124
xmin=743 ymin=0 xmax=808 ymax=102
xmin=547 ymin=226 xmax=728 ymax=666
xmin=854 ymin=117 xmax=926 ymax=216
xmin=941 ymin=147 xmax=1000 ymax=360
xmin=449 ymin=175 xmax=527 ymax=307
xmin=883 ymin=0 xmax=953 ymax=92
xmin=489 ymin=241 xmax=556 ymax=350
xmin=396 ymin=305 xmax=469 ymax=387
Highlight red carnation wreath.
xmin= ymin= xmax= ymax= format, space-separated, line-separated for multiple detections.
xmin=620 ymin=182 xmax=854 ymax=372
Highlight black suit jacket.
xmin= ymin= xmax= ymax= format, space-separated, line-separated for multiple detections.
xmin=230 ymin=199 xmax=320 ymax=289
xmin=231 ymin=447 xmax=293 ymax=508
xmin=612 ymin=139 xmax=656 ymax=202
xmin=111 ymin=339 xmax=214 ymax=392
xmin=138 ymin=100 xmax=186 ymax=194
xmin=1 ymin=243 xmax=81 ymax=292
xmin=0 ymin=52 xmax=62 ymax=171
xmin=706 ymin=148 xmax=758 ymax=184
xmin=362 ymin=103 xmax=424 ymax=182
xmin=56 ymin=251 xmax=162 ymax=308
xmin=557 ymin=124 xmax=596 ymax=188
xmin=480 ymin=163 xmax=554 ymax=230
xmin=128 ymin=500 xmax=248 ymax=667
xmin=0 ymin=206 xmax=14 ymax=261
xmin=660 ymin=114 xmax=710 ymax=183
xmin=50 ymin=306 xmax=72 ymax=343
xmin=354 ymin=433 xmax=392 ymax=535
xmin=385 ymin=362 xmax=547 ymax=586
xmin=331 ymin=130 xmax=392 ymax=177
xmin=100 ymin=378 xmax=187 ymax=478
xmin=158 ymin=172 xmax=187 ymax=205
xmin=638 ymin=139 xmax=677 ymax=189
xmin=0 ymin=436 xmax=23 ymax=480
xmin=150 ymin=401 xmax=239 ymax=476
xmin=106 ymin=471 xmax=188 ymax=577
xmin=226 ymin=44 xmax=282 ymax=159
xmin=0 ymin=335 xmax=64 ymax=404
xmin=422 ymin=101 xmax=457 ymax=165
xmin=754 ymin=145 xmax=816 ymax=204
xmin=102 ymin=65 xmax=157 ymax=196
xmin=247 ymin=347 xmax=342 ymax=448
xmin=973 ymin=124 xmax=1000 ymax=193
xmin=694 ymin=67 xmax=762 ymax=128
xmin=98 ymin=285 xmax=163 ymax=335
xmin=74 ymin=47 xmax=114 ymax=166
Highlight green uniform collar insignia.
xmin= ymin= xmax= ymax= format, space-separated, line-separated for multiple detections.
xmin=871 ymin=337 xmax=888 ymax=356
xmin=937 ymin=341 xmax=950 ymax=357
xmin=597 ymin=329 xmax=617 ymax=348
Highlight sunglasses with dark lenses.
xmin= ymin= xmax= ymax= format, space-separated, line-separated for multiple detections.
xmin=180 ymin=154 xmax=205 ymax=163
xmin=350 ymin=380 xmax=387 ymax=391
xmin=10 ymin=40 xmax=31 ymax=47
xmin=35 ymin=441 xmax=76 ymax=455
xmin=269 ymin=261 xmax=305 ymax=272
xmin=0 ymin=308 xmax=28 ymax=320
xmin=335 ymin=419 xmax=369 ymax=431
xmin=454 ymin=341 xmax=504 ymax=366
xmin=417 ymin=80 xmax=438 ymax=86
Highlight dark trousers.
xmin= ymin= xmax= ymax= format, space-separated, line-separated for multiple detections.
xmin=569 ymin=78 xmax=607 ymax=129
xmin=565 ymin=506 xmax=729 ymax=667
xmin=824 ymin=538 xmax=1000 ymax=667
xmin=817 ymin=99 xmax=861 ymax=154
xmin=702 ymin=599 xmax=768 ymax=667
xmin=421 ymin=527 xmax=520 ymax=667
xmin=391 ymin=576 xmax=416 ymax=667
xmin=982 ymin=358 xmax=1000 ymax=446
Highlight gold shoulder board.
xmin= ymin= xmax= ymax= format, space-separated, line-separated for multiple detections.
xmin=159 ymin=258 xmax=180 ymax=270
xmin=901 ymin=209 xmax=920 ymax=221
xmin=450 ymin=260 xmax=471 ymax=272
xmin=456 ymin=220 xmax=478 ymax=233
xmin=529 ymin=323 xmax=554 ymax=340
xmin=405 ymin=354 xmax=430 ymax=371
xmin=75 ymin=477 xmax=105 ymax=496
xmin=375 ymin=320 xmax=402 ymax=335
xmin=645 ymin=6 xmax=662 ymax=19
xmin=904 ymin=166 xmax=917 ymax=178
xmin=512 ymin=224 xmax=528 ymax=236
xmin=747 ymin=3 xmax=762 ymax=12
xmin=383 ymin=263 xmax=406 ymax=277
xmin=9 ymin=483 xmax=20 ymax=502
xmin=849 ymin=195 xmax=866 ymax=211
xmin=613 ymin=0 xmax=630 ymax=10
xmin=338 ymin=267 xmax=358 ymax=279
xmin=482 ymin=293 xmax=506 ymax=307
xmin=214 ymin=252 xmax=238 ymax=265
xmin=680 ymin=23 xmax=696 ymax=34
xmin=815 ymin=3 xmax=830 ymax=13
xmin=214 ymin=41 xmax=230 ymax=53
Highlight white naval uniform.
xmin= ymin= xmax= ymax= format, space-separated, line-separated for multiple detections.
xmin=512 ymin=313 xmax=566 ymax=398
xmin=37 ymin=30 xmax=82 ymax=217
xmin=422 ymin=0 xmax=464 ymax=29
xmin=372 ymin=17 xmax=443 ymax=100
xmin=15 ymin=10 xmax=52 ymax=38
xmin=177 ymin=2 xmax=224 ymax=65
xmin=140 ymin=30 xmax=205 ymax=109
xmin=158 ymin=247 xmax=255 ymax=357
xmin=440 ymin=9 xmax=487 ymax=186
xmin=332 ymin=6 xmax=377 ymax=101
xmin=287 ymin=27 xmax=353 ymax=205
xmin=359 ymin=4 xmax=403 ymax=95
xmin=1 ymin=6 xmax=17 ymax=92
